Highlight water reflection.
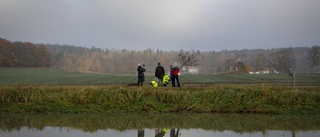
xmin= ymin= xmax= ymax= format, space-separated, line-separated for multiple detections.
xmin=170 ymin=128 xmax=180 ymax=137
xmin=138 ymin=129 xmax=144 ymax=137
xmin=0 ymin=113 xmax=319 ymax=137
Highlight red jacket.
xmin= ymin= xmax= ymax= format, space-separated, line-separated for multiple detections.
xmin=172 ymin=67 xmax=179 ymax=76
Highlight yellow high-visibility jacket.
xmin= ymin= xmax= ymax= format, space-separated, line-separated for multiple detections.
xmin=150 ymin=81 xmax=158 ymax=87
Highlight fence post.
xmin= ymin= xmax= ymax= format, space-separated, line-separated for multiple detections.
xmin=292 ymin=68 xmax=295 ymax=89
xmin=288 ymin=68 xmax=295 ymax=89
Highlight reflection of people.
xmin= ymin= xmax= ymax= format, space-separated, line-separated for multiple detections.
xmin=171 ymin=63 xmax=180 ymax=87
xmin=155 ymin=129 xmax=168 ymax=137
xmin=155 ymin=63 xmax=165 ymax=86
xmin=138 ymin=129 xmax=145 ymax=137
xmin=137 ymin=64 xmax=146 ymax=86
xmin=170 ymin=128 xmax=180 ymax=137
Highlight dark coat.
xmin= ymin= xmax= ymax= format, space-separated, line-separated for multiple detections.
xmin=137 ymin=66 xmax=145 ymax=82
xmin=155 ymin=65 xmax=165 ymax=79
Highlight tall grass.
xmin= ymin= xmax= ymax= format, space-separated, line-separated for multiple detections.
xmin=0 ymin=85 xmax=319 ymax=114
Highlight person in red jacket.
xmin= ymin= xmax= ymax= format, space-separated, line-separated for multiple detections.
xmin=171 ymin=63 xmax=180 ymax=87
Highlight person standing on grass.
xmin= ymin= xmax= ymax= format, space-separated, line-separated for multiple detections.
xmin=137 ymin=63 xmax=146 ymax=86
xmin=171 ymin=63 xmax=180 ymax=87
xmin=155 ymin=63 xmax=165 ymax=86
xmin=169 ymin=65 xmax=173 ymax=82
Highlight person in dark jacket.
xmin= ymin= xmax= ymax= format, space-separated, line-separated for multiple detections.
xmin=169 ymin=65 xmax=173 ymax=82
xmin=137 ymin=63 xmax=146 ymax=86
xmin=155 ymin=63 xmax=165 ymax=86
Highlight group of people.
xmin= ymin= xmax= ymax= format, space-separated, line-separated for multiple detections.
xmin=137 ymin=62 xmax=180 ymax=87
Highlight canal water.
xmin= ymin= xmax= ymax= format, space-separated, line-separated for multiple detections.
xmin=0 ymin=113 xmax=319 ymax=137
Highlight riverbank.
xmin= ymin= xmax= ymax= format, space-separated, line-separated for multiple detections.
xmin=0 ymin=85 xmax=319 ymax=114
xmin=1 ymin=113 xmax=320 ymax=133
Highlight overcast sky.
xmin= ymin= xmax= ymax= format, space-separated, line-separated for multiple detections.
xmin=1 ymin=0 xmax=320 ymax=51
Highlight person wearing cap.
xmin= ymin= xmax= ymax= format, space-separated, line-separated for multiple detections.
xmin=137 ymin=63 xmax=146 ymax=86
xmin=171 ymin=63 xmax=180 ymax=87
xmin=155 ymin=63 xmax=165 ymax=86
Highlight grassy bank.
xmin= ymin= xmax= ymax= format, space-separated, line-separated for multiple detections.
xmin=1 ymin=85 xmax=319 ymax=114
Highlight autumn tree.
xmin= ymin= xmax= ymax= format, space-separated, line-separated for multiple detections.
xmin=224 ymin=53 xmax=237 ymax=72
xmin=270 ymin=48 xmax=296 ymax=73
xmin=13 ymin=42 xmax=42 ymax=67
xmin=38 ymin=44 xmax=52 ymax=67
xmin=0 ymin=38 xmax=17 ymax=67
xmin=306 ymin=45 xmax=320 ymax=73
xmin=0 ymin=38 xmax=52 ymax=68
xmin=4 ymin=37 xmax=318 ymax=74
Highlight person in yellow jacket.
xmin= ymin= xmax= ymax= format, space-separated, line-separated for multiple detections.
xmin=150 ymin=80 xmax=158 ymax=87
xmin=162 ymin=73 xmax=171 ymax=86
xmin=150 ymin=74 xmax=170 ymax=87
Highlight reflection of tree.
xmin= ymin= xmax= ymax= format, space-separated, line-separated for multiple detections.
xmin=170 ymin=128 xmax=180 ymax=137
xmin=138 ymin=129 xmax=144 ymax=137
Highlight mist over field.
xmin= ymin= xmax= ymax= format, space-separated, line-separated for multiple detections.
xmin=1 ymin=38 xmax=320 ymax=74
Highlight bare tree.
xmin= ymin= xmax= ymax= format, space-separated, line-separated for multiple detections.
xmin=306 ymin=45 xmax=320 ymax=73
xmin=178 ymin=50 xmax=199 ymax=69
xmin=270 ymin=48 xmax=295 ymax=73
xmin=252 ymin=53 xmax=267 ymax=71
xmin=225 ymin=57 xmax=234 ymax=72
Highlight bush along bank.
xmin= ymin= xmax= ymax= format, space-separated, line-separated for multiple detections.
xmin=0 ymin=85 xmax=320 ymax=114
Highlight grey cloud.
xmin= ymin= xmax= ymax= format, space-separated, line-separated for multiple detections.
xmin=0 ymin=0 xmax=320 ymax=51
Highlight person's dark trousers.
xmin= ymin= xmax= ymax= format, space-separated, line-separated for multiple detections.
xmin=172 ymin=76 xmax=180 ymax=87
xmin=138 ymin=82 xmax=143 ymax=86
xmin=172 ymin=77 xmax=175 ymax=87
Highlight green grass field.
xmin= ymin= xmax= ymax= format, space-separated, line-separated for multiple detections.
xmin=1 ymin=68 xmax=320 ymax=86
xmin=1 ymin=68 xmax=320 ymax=114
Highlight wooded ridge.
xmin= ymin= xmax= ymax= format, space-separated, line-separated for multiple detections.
xmin=1 ymin=38 xmax=319 ymax=74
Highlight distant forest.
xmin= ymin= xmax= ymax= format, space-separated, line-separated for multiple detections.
xmin=1 ymin=38 xmax=319 ymax=74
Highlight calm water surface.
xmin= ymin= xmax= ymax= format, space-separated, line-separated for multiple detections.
xmin=0 ymin=113 xmax=319 ymax=137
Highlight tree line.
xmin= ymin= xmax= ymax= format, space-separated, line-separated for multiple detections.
xmin=0 ymin=38 xmax=51 ymax=68
xmin=1 ymin=38 xmax=319 ymax=74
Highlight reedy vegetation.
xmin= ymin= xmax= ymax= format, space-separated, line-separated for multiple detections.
xmin=0 ymin=85 xmax=319 ymax=114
